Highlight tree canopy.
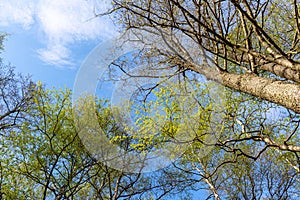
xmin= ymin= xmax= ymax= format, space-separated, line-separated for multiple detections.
xmin=1 ymin=1 xmax=300 ymax=199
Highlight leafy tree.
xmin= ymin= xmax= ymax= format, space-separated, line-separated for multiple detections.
xmin=0 ymin=83 xmax=194 ymax=199
xmin=145 ymin=88 xmax=298 ymax=199
xmin=184 ymin=91 xmax=300 ymax=199
xmin=0 ymin=70 xmax=299 ymax=199
xmin=96 ymin=68 xmax=300 ymax=199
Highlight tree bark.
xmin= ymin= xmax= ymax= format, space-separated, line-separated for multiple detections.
xmin=222 ymin=51 xmax=300 ymax=83
xmin=191 ymin=66 xmax=300 ymax=114
xmin=221 ymin=72 xmax=300 ymax=113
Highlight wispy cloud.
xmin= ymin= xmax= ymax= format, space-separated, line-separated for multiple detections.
xmin=0 ymin=1 xmax=35 ymax=29
xmin=37 ymin=44 xmax=73 ymax=68
xmin=0 ymin=0 xmax=117 ymax=68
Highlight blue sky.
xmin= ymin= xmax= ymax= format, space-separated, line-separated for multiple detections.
xmin=0 ymin=0 xmax=116 ymax=89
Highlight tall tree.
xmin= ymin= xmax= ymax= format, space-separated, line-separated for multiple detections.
xmin=102 ymin=0 xmax=300 ymax=113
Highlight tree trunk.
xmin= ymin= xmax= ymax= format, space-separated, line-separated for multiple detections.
xmin=221 ymin=72 xmax=300 ymax=113
xmin=191 ymin=66 xmax=300 ymax=114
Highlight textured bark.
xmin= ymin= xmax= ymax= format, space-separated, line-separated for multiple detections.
xmin=222 ymin=51 xmax=300 ymax=83
xmin=221 ymin=72 xmax=300 ymax=113
xmin=260 ymin=63 xmax=300 ymax=83
xmin=191 ymin=66 xmax=300 ymax=113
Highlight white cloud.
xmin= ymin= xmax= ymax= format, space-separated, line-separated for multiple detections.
xmin=37 ymin=44 xmax=73 ymax=68
xmin=0 ymin=0 xmax=117 ymax=68
xmin=36 ymin=0 xmax=116 ymax=67
xmin=37 ymin=0 xmax=114 ymax=40
xmin=0 ymin=1 xmax=35 ymax=29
